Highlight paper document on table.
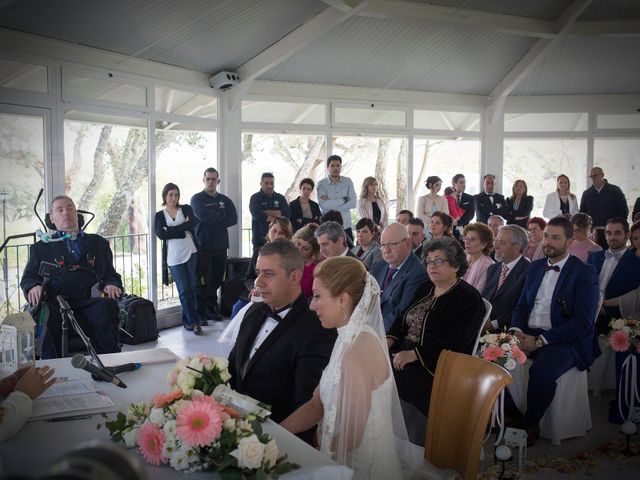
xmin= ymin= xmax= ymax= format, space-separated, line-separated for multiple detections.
xmin=28 ymin=379 xmax=115 ymax=421
xmin=39 ymin=379 xmax=98 ymax=398
xmin=98 ymin=347 xmax=179 ymax=367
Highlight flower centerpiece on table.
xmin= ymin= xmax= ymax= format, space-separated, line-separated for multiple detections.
xmin=608 ymin=318 xmax=640 ymax=353
xmin=100 ymin=353 xmax=298 ymax=479
xmin=477 ymin=331 xmax=527 ymax=371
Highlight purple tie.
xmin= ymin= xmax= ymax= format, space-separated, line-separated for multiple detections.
xmin=383 ymin=268 xmax=397 ymax=290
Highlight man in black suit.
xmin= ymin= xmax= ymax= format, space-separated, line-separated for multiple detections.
xmin=228 ymin=240 xmax=336 ymax=443
xmin=481 ymin=224 xmax=530 ymax=331
xmin=475 ymin=174 xmax=509 ymax=223
xmin=452 ymin=174 xmax=475 ymax=228
xmin=407 ymin=217 xmax=427 ymax=259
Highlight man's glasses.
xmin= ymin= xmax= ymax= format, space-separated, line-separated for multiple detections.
xmin=380 ymin=240 xmax=405 ymax=249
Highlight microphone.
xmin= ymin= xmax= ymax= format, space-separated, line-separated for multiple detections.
xmin=71 ymin=354 xmax=127 ymax=388
xmin=104 ymin=363 xmax=142 ymax=376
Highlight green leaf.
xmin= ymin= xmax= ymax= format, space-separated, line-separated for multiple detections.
xmin=256 ymin=469 xmax=268 ymax=480
xmin=219 ymin=469 xmax=243 ymax=480
xmin=250 ymin=420 xmax=263 ymax=436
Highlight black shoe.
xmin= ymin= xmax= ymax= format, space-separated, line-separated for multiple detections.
xmin=200 ymin=318 xmax=209 ymax=326
xmin=183 ymin=324 xmax=194 ymax=331
xmin=194 ymin=323 xmax=202 ymax=335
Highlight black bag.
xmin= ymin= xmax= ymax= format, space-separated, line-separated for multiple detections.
xmin=118 ymin=294 xmax=158 ymax=345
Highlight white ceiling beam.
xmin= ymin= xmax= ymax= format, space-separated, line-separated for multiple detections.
xmin=568 ymin=19 xmax=640 ymax=37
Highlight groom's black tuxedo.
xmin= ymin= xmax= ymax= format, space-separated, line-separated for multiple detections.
xmin=228 ymin=294 xmax=336 ymax=431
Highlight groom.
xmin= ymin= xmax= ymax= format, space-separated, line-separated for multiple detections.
xmin=228 ymin=239 xmax=336 ymax=443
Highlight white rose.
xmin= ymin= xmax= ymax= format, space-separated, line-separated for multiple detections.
xmin=220 ymin=370 xmax=232 ymax=383
xmin=188 ymin=358 xmax=204 ymax=376
xmin=501 ymin=343 xmax=511 ymax=351
xmin=223 ymin=418 xmax=236 ymax=431
xmin=485 ymin=334 xmax=498 ymax=345
xmin=149 ymin=407 xmax=165 ymax=425
xmin=170 ymin=447 xmax=192 ymax=471
xmin=237 ymin=420 xmax=253 ymax=432
xmin=122 ymin=427 xmax=139 ymax=448
xmin=612 ymin=319 xmax=626 ymax=330
xmin=504 ymin=358 xmax=517 ymax=370
xmin=177 ymin=371 xmax=196 ymax=394
xmin=214 ymin=357 xmax=229 ymax=371
xmin=263 ymin=439 xmax=278 ymax=468
xmin=231 ymin=434 xmax=265 ymax=469
xmin=202 ymin=357 xmax=214 ymax=370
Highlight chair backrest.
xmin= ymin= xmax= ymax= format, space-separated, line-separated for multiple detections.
xmin=471 ymin=298 xmax=492 ymax=354
xmin=424 ymin=350 xmax=512 ymax=480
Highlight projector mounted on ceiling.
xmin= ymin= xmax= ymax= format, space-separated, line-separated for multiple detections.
xmin=209 ymin=71 xmax=240 ymax=90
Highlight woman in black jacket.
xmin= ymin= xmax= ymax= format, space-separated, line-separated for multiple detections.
xmin=289 ymin=178 xmax=321 ymax=232
xmin=506 ymin=179 xmax=534 ymax=228
xmin=154 ymin=183 xmax=201 ymax=334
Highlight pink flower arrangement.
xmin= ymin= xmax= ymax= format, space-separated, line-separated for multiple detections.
xmin=477 ymin=331 xmax=526 ymax=371
xmin=176 ymin=396 xmax=225 ymax=447
xmin=482 ymin=346 xmax=506 ymax=362
xmin=153 ymin=389 xmax=183 ymax=408
xmin=138 ymin=422 xmax=167 ymax=465
xmin=608 ymin=318 xmax=640 ymax=354
xmin=610 ymin=330 xmax=631 ymax=352
xmin=511 ymin=345 xmax=527 ymax=364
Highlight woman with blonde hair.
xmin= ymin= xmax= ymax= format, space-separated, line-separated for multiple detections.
xmin=543 ymin=174 xmax=579 ymax=220
xmin=357 ymin=177 xmax=388 ymax=228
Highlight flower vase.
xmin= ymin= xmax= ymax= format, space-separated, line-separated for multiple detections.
xmin=608 ymin=350 xmax=640 ymax=424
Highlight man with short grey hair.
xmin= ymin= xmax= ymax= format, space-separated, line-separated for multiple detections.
xmin=481 ymin=225 xmax=530 ymax=332
xmin=314 ymin=221 xmax=357 ymax=259
xmin=579 ymin=167 xmax=628 ymax=228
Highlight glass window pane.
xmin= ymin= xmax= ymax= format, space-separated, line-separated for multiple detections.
xmin=0 ymin=58 xmax=47 ymax=93
xmin=63 ymin=70 xmax=147 ymax=107
xmin=505 ymin=113 xmax=588 ymax=132
xmin=597 ymin=114 xmax=640 ymax=130
xmin=334 ymin=106 xmax=406 ymax=127
xmin=242 ymin=101 xmax=325 ymax=125
xmin=503 ymin=138 xmax=587 ymax=219
xmin=594 ymin=138 xmax=640 ymax=215
xmin=155 ymin=87 xmax=218 ymax=119
xmin=241 ymin=133 xmax=327 ymax=255
xmin=414 ymin=110 xmax=480 ymax=131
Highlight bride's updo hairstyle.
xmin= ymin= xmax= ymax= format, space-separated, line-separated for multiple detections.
xmin=314 ymin=257 xmax=367 ymax=309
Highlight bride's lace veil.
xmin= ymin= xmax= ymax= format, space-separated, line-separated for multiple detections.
xmin=319 ymin=269 xmax=421 ymax=476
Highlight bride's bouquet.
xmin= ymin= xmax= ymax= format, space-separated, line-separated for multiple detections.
xmin=477 ymin=331 xmax=527 ymax=371
xmin=101 ymin=353 xmax=298 ymax=478
xmin=608 ymin=318 xmax=640 ymax=354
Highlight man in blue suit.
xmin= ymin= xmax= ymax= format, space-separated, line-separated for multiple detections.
xmin=372 ymin=223 xmax=429 ymax=331
xmin=588 ymin=217 xmax=640 ymax=334
xmin=508 ymin=216 xmax=599 ymax=444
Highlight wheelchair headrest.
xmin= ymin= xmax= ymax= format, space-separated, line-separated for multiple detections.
xmin=45 ymin=212 xmax=85 ymax=231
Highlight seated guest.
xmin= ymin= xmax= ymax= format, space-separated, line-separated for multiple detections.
xmin=315 ymin=221 xmax=356 ymax=259
xmin=228 ymin=240 xmax=336 ymax=444
xmin=352 ymin=218 xmax=382 ymax=270
xmin=407 ymin=218 xmax=427 ymax=259
xmin=289 ymin=178 xmax=321 ymax=233
xmin=591 ymin=226 xmax=608 ymax=250
xmin=292 ymin=224 xmax=321 ymax=298
xmin=481 ymin=225 xmax=530 ymax=332
xmin=387 ymin=237 xmax=485 ymax=415
xmin=570 ymin=213 xmax=602 ymax=262
xmin=396 ymin=209 xmax=414 ymax=226
xmin=508 ymin=216 xmax=599 ymax=444
xmin=0 ymin=366 xmax=56 ymax=441
xmin=487 ymin=215 xmax=506 ymax=240
xmin=629 ymin=220 xmax=640 ymax=257
xmin=524 ymin=217 xmax=546 ymax=261
xmin=357 ymin=176 xmax=388 ymax=229
xmin=428 ymin=211 xmax=456 ymax=242
xmin=372 ymin=224 xmax=429 ymax=331
xmin=462 ymin=222 xmax=495 ymax=293
xmin=320 ymin=210 xmax=354 ymax=249
xmin=506 ymin=179 xmax=533 ymax=228
xmin=543 ymin=174 xmax=579 ymax=220
xmin=21 ymin=196 xmax=123 ymax=359
xmin=587 ymin=217 xmax=640 ymax=334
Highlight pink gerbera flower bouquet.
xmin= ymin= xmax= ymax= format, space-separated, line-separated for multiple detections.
xmin=608 ymin=318 xmax=640 ymax=353
xmin=100 ymin=354 xmax=298 ymax=478
xmin=477 ymin=331 xmax=527 ymax=371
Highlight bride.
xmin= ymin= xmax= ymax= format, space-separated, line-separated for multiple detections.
xmin=281 ymin=257 xmax=419 ymax=479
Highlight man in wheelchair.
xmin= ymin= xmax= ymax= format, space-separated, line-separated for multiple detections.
xmin=20 ymin=195 xmax=123 ymax=359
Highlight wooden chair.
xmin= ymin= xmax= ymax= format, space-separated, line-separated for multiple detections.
xmin=422 ymin=350 xmax=512 ymax=480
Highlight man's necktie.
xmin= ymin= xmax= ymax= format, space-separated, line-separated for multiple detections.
xmin=383 ymin=268 xmax=397 ymax=290
xmin=544 ymin=264 xmax=560 ymax=272
xmin=497 ymin=264 xmax=509 ymax=291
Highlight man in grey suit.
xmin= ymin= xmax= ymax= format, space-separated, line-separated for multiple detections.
xmin=372 ymin=223 xmax=429 ymax=331
xmin=481 ymin=224 xmax=530 ymax=331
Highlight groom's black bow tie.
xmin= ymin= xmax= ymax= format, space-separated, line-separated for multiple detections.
xmin=264 ymin=304 xmax=292 ymax=322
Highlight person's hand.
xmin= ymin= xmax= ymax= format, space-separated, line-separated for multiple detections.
xmin=519 ymin=334 xmax=538 ymax=354
xmin=482 ymin=319 xmax=494 ymax=333
xmin=392 ymin=350 xmax=417 ymax=370
xmin=27 ymin=285 xmax=43 ymax=306
xmin=103 ymin=285 xmax=122 ymax=299
xmin=14 ymin=366 xmax=56 ymax=399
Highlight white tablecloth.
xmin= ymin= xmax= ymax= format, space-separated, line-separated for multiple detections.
xmin=0 ymin=352 xmax=352 ymax=480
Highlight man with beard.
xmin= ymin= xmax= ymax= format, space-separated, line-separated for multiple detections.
xmin=507 ymin=216 xmax=599 ymax=445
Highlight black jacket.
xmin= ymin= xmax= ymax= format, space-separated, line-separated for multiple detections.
xmin=506 ymin=195 xmax=534 ymax=228
xmin=579 ymin=181 xmax=629 ymax=227
xmin=481 ymin=256 xmax=530 ymax=330
xmin=474 ymin=192 xmax=509 ymax=223
xmin=154 ymin=205 xmax=199 ymax=286
xmin=289 ymin=197 xmax=321 ymax=232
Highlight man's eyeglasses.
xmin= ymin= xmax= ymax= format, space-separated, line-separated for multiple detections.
xmin=424 ymin=258 xmax=449 ymax=267
xmin=380 ymin=240 xmax=405 ymax=249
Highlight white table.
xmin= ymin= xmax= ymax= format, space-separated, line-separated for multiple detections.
xmin=0 ymin=353 xmax=352 ymax=480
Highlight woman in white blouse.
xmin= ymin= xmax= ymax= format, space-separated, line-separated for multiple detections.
xmin=543 ymin=174 xmax=579 ymax=220
xmin=415 ymin=175 xmax=449 ymax=226
xmin=357 ymin=177 xmax=388 ymax=228
xmin=154 ymin=183 xmax=201 ymax=334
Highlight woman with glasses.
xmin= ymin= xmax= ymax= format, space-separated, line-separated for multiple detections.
xmin=386 ymin=237 xmax=485 ymax=422
xmin=357 ymin=176 xmax=388 ymax=229
xmin=462 ymin=222 xmax=495 ymax=293
xmin=416 ymin=176 xmax=449 ymax=227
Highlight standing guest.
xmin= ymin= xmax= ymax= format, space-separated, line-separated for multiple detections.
xmin=482 ymin=225 xmax=530 ymax=332
xmin=524 ymin=217 xmax=546 ymax=261
xmin=475 ymin=174 xmax=509 ymax=224
xmin=357 ymin=177 xmax=388 ymax=228
xmin=407 ymin=218 xmax=427 ymax=259
xmin=462 ymin=223 xmax=495 ymax=294
xmin=506 ymin=179 xmax=534 ymax=228
xmin=228 ymin=240 xmax=336 ymax=444
xmin=387 ymin=237 xmax=485 ymax=416
xmin=317 ymin=155 xmax=357 ymax=241
xmin=428 ymin=211 xmax=455 ymax=242
xmin=416 ymin=176 xmax=449 ymax=226
xmin=156 ymin=183 xmax=202 ymax=334
xmin=292 ymin=224 xmax=321 ymax=299
xmin=587 ymin=218 xmax=640 ymax=334
xmin=507 ymin=216 xmax=599 ymax=445
xmin=249 ymin=172 xmax=290 ymax=254
xmin=452 ymin=173 xmax=475 ymax=229
xmin=443 ymin=187 xmax=465 ymax=225
xmin=289 ymin=178 xmax=321 ymax=233
xmin=580 ymin=167 xmax=628 ymax=227
xmin=543 ymin=174 xmax=579 ymax=220
xmin=396 ymin=210 xmax=414 ymax=226
xmin=315 ymin=221 xmax=356 ymax=259
xmin=570 ymin=213 xmax=602 ymax=262
xmin=191 ymin=168 xmax=238 ymax=322
xmin=352 ymin=218 xmax=383 ymax=270
xmin=372 ymin=224 xmax=429 ymax=331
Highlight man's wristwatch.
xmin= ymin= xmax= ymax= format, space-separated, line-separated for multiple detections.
xmin=535 ymin=336 xmax=545 ymax=349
